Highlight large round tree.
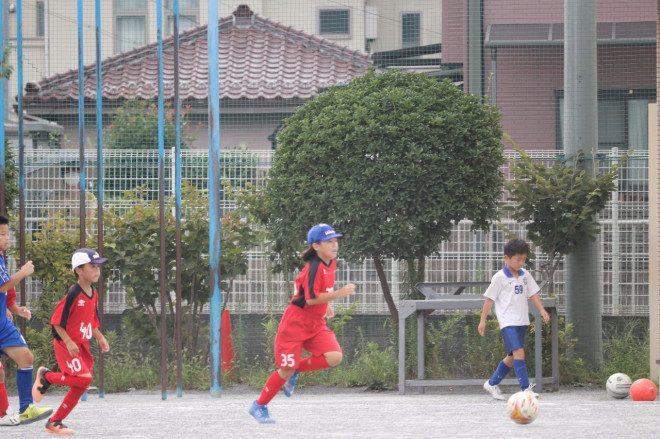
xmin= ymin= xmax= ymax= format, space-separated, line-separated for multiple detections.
xmin=263 ymin=70 xmax=504 ymax=321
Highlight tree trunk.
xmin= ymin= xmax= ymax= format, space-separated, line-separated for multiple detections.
xmin=222 ymin=279 xmax=234 ymax=313
xmin=373 ymin=254 xmax=398 ymax=323
xmin=417 ymin=256 xmax=426 ymax=300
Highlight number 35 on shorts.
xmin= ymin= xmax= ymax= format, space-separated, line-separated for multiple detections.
xmin=279 ymin=353 xmax=296 ymax=368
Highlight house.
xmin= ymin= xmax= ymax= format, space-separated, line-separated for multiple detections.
xmin=441 ymin=0 xmax=656 ymax=153
xmin=21 ymin=5 xmax=372 ymax=150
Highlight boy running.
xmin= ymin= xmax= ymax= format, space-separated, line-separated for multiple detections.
xmin=32 ymin=248 xmax=110 ymax=435
xmin=478 ymin=238 xmax=550 ymax=400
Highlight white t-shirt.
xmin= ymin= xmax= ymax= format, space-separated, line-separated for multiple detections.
xmin=483 ymin=266 xmax=540 ymax=329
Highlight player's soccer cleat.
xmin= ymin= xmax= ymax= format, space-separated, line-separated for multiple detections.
xmin=44 ymin=419 xmax=75 ymax=435
xmin=0 ymin=407 xmax=20 ymax=426
xmin=249 ymin=400 xmax=275 ymax=424
xmin=523 ymin=383 xmax=539 ymax=398
xmin=32 ymin=366 xmax=52 ymax=403
xmin=282 ymin=371 xmax=299 ymax=397
xmin=19 ymin=403 xmax=53 ymax=424
xmin=483 ymin=380 xmax=505 ymax=400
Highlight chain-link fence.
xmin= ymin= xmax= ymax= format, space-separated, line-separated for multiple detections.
xmin=16 ymin=147 xmax=648 ymax=316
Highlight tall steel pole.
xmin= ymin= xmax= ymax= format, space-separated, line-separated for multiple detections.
xmin=0 ymin=2 xmax=5 ymax=216
xmin=157 ymin=0 xmax=168 ymax=400
xmin=16 ymin=0 xmax=26 ymax=334
xmin=95 ymin=0 xmax=105 ymax=397
xmin=173 ymin=0 xmax=184 ymax=398
xmin=208 ymin=0 xmax=222 ymax=398
xmin=77 ymin=0 xmax=86 ymax=245
xmin=563 ymin=0 xmax=602 ymax=367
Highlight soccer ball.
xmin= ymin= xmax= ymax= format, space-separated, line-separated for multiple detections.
xmin=629 ymin=378 xmax=658 ymax=401
xmin=606 ymin=373 xmax=632 ymax=399
xmin=506 ymin=391 xmax=539 ymax=424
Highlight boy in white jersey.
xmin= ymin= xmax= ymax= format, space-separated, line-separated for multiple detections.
xmin=478 ymin=238 xmax=549 ymax=400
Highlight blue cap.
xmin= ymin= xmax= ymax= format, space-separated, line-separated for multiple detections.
xmin=307 ymin=224 xmax=343 ymax=245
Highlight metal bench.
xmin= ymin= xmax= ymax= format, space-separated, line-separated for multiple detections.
xmin=398 ymin=281 xmax=559 ymax=394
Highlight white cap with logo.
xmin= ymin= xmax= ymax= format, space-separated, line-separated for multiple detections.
xmin=71 ymin=248 xmax=108 ymax=272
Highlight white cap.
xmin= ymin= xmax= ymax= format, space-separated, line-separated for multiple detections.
xmin=72 ymin=248 xmax=108 ymax=272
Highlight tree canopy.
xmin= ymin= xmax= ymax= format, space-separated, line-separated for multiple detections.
xmin=259 ymin=70 xmax=505 ymax=320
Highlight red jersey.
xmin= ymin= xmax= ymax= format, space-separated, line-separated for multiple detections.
xmin=51 ymin=283 xmax=100 ymax=345
xmin=291 ymin=256 xmax=336 ymax=318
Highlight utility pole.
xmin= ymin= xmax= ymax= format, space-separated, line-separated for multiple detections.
xmin=563 ymin=0 xmax=602 ymax=367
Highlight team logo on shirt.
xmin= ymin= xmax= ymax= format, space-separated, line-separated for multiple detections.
xmin=78 ymin=299 xmax=86 ymax=307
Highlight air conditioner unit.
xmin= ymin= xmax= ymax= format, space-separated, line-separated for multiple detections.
xmin=365 ymin=6 xmax=378 ymax=40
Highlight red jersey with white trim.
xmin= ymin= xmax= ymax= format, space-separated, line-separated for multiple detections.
xmin=50 ymin=283 xmax=100 ymax=345
xmin=291 ymin=256 xmax=336 ymax=318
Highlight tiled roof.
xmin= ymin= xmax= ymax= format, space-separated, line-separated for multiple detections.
xmin=24 ymin=6 xmax=371 ymax=105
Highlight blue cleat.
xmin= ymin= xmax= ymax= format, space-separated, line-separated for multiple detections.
xmin=282 ymin=371 xmax=300 ymax=397
xmin=249 ymin=400 xmax=275 ymax=424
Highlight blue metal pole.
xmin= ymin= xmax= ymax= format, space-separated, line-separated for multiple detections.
xmin=95 ymin=0 xmax=105 ymax=399
xmin=16 ymin=0 xmax=26 ymax=333
xmin=173 ymin=0 xmax=184 ymax=398
xmin=0 ymin=1 xmax=5 ymax=215
xmin=77 ymin=0 xmax=86 ymax=245
xmin=207 ymin=0 xmax=222 ymax=398
xmin=157 ymin=0 xmax=168 ymax=401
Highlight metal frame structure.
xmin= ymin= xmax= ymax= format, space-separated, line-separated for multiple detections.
xmin=398 ymin=282 xmax=559 ymax=394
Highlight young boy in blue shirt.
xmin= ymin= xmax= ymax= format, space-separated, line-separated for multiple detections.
xmin=0 ymin=214 xmax=52 ymax=425
xmin=478 ymin=238 xmax=549 ymax=400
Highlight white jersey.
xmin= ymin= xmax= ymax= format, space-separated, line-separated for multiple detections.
xmin=483 ymin=266 xmax=540 ymax=329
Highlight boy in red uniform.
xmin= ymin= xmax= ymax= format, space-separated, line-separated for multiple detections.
xmin=249 ymin=224 xmax=355 ymax=424
xmin=32 ymin=248 xmax=110 ymax=435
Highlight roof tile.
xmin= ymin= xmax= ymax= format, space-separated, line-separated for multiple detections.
xmin=24 ymin=6 xmax=371 ymax=105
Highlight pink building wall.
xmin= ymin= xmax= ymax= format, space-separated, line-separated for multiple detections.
xmin=442 ymin=0 xmax=657 ymax=150
xmin=488 ymin=45 xmax=656 ymax=150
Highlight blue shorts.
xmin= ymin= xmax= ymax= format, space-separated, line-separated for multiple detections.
xmin=0 ymin=319 xmax=28 ymax=355
xmin=501 ymin=325 xmax=527 ymax=356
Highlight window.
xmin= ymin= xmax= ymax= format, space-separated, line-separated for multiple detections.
xmin=165 ymin=0 xmax=199 ymax=36
xmin=557 ymin=90 xmax=654 ymax=192
xmin=319 ymin=9 xmax=350 ymax=36
xmin=402 ymin=13 xmax=421 ymax=48
xmin=557 ymin=90 xmax=654 ymax=151
xmin=36 ymin=1 xmax=45 ymax=37
xmin=114 ymin=0 xmax=147 ymax=54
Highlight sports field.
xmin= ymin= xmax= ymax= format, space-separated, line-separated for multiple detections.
xmin=1 ymin=386 xmax=657 ymax=438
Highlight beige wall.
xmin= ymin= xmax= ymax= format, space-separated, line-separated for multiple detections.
xmin=367 ymin=0 xmax=441 ymax=53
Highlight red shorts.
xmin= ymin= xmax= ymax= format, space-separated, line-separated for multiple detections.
xmin=53 ymin=339 xmax=93 ymax=376
xmin=274 ymin=305 xmax=341 ymax=370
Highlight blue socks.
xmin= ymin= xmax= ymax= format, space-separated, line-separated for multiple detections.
xmin=513 ymin=359 xmax=530 ymax=390
xmin=489 ymin=360 xmax=512 ymax=386
xmin=17 ymin=367 xmax=34 ymax=412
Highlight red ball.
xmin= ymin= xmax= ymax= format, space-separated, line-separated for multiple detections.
xmin=629 ymin=378 xmax=658 ymax=401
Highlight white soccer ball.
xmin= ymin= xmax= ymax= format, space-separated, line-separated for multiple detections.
xmin=506 ymin=391 xmax=539 ymax=424
xmin=606 ymin=373 xmax=632 ymax=399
